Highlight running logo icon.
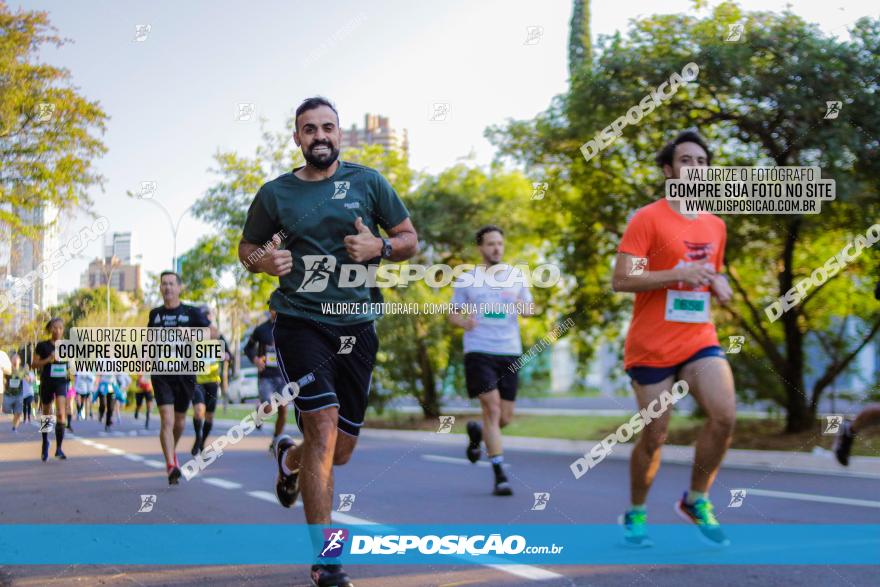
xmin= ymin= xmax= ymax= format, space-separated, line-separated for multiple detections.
xmin=337 ymin=494 xmax=356 ymax=512
xmin=629 ymin=257 xmax=648 ymax=276
xmin=728 ymin=489 xmax=747 ymax=508
xmin=531 ymin=492 xmax=550 ymax=511
xmin=319 ymin=528 xmax=348 ymax=558
xmin=332 ymin=181 xmax=350 ymax=199
xmin=236 ymin=103 xmax=256 ymax=122
xmin=337 ymin=336 xmax=356 ymax=354
xmin=297 ymin=255 xmax=336 ymax=293
xmin=133 ymin=24 xmax=151 ymax=42
xmin=138 ymin=494 xmax=157 ymax=513
xmin=823 ymin=415 xmax=843 ymax=435
xmin=436 ymin=416 xmax=455 ymax=433
xmin=824 ymin=101 xmax=842 ymax=119
xmin=727 ymin=335 xmax=745 ymax=354
xmin=36 ymin=103 xmax=55 ymax=122
xmin=39 ymin=415 xmax=55 ymax=433
xmin=531 ymin=182 xmax=548 ymax=200
xmin=725 ymin=23 xmax=744 ymax=42
xmin=524 ymin=25 xmax=544 ymax=45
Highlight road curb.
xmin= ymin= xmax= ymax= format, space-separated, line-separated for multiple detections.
xmin=207 ymin=418 xmax=880 ymax=479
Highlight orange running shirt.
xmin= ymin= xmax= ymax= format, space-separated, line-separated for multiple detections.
xmin=618 ymin=199 xmax=727 ymax=369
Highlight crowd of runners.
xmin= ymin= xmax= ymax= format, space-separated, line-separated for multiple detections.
xmin=1 ymin=96 xmax=878 ymax=587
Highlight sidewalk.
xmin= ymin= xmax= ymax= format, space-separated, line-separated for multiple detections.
xmin=210 ymin=418 xmax=880 ymax=479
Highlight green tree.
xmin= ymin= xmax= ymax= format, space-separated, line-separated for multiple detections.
xmin=568 ymin=0 xmax=592 ymax=77
xmin=0 ymin=2 xmax=108 ymax=239
xmin=488 ymin=1 xmax=880 ymax=432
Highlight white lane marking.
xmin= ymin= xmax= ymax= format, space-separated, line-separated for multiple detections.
xmin=124 ymin=454 xmax=145 ymax=462
xmin=79 ymin=439 xmax=96 ymax=446
xmin=246 ymin=490 xmax=302 ymax=508
xmin=422 ymin=455 xmax=510 ymax=468
xmin=106 ymin=448 xmax=125 ymax=455
xmin=202 ymin=477 xmax=242 ymax=490
xmin=80 ymin=430 xmax=560 ymax=581
xmin=485 ymin=564 xmax=562 ymax=580
xmin=747 ymin=488 xmax=880 ymax=509
xmin=92 ymin=443 xmax=109 ymax=450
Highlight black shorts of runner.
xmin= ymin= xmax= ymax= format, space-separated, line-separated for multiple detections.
xmin=39 ymin=381 xmax=68 ymax=405
xmin=273 ymin=314 xmax=378 ymax=438
xmin=464 ymin=353 xmax=520 ymax=401
xmin=135 ymin=390 xmax=154 ymax=403
xmin=626 ymin=345 xmax=726 ymax=385
xmin=193 ymin=382 xmax=219 ymax=413
xmin=152 ymin=375 xmax=195 ymax=413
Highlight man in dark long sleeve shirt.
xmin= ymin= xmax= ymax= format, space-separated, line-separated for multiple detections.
xmin=245 ymin=310 xmax=287 ymax=454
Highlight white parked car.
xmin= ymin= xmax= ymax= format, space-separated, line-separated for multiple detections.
xmin=226 ymin=367 xmax=259 ymax=403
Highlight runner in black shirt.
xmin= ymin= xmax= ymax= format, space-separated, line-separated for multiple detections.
xmin=244 ymin=310 xmax=288 ymax=455
xmin=31 ymin=318 xmax=71 ymax=461
xmin=148 ymin=271 xmax=210 ymax=484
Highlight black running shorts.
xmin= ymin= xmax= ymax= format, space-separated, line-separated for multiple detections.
xmin=193 ymin=382 xmax=219 ymax=413
xmin=273 ymin=314 xmax=378 ymax=437
xmin=152 ymin=375 xmax=195 ymax=413
xmin=464 ymin=352 xmax=520 ymax=401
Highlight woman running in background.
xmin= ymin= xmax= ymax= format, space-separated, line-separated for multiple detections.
xmin=134 ymin=373 xmax=154 ymax=429
xmin=32 ymin=318 xmax=71 ymax=461
xmin=74 ymin=371 xmax=95 ymax=422
xmin=4 ymin=353 xmax=27 ymax=431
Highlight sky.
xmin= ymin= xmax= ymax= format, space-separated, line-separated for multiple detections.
xmin=11 ymin=0 xmax=879 ymax=298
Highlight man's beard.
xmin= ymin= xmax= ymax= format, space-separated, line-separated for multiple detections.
xmin=303 ymin=142 xmax=340 ymax=170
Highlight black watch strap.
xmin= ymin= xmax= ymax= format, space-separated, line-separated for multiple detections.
xmin=381 ymin=238 xmax=393 ymax=258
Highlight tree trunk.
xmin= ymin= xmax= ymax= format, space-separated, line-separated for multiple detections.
xmin=418 ymin=338 xmax=439 ymax=419
xmin=780 ymin=217 xmax=810 ymax=433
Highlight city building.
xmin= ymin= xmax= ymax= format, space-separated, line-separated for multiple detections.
xmin=80 ymin=256 xmax=142 ymax=293
xmin=341 ymin=114 xmax=408 ymax=154
xmin=104 ymin=231 xmax=134 ymax=264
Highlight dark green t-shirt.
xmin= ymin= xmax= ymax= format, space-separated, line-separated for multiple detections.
xmin=242 ymin=160 xmax=410 ymax=325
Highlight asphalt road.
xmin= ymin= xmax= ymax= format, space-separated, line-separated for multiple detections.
xmin=0 ymin=413 xmax=876 ymax=586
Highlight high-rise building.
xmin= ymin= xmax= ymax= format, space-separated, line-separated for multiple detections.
xmin=104 ymin=232 xmax=134 ymax=264
xmin=9 ymin=204 xmax=59 ymax=314
xmin=80 ymin=256 xmax=142 ymax=293
xmin=341 ymin=114 xmax=408 ymax=154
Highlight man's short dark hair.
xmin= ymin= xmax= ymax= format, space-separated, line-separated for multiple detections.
xmin=476 ymin=225 xmax=504 ymax=245
xmin=655 ymin=130 xmax=713 ymax=168
xmin=45 ymin=317 xmax=63 ymax=332
xmin=160 ymin=271 xmax=181 ymax=285
xmin=295 ymin=96 xmax=339 ymax=130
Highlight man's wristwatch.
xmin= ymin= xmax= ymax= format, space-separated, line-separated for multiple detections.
xmin=381 ymin=238 xmax=393 ymax=259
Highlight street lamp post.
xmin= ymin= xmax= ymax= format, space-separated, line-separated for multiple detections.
xmin=136 ymin=198 xmax=197 ymax=270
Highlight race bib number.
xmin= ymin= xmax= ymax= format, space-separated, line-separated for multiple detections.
xmin=265 ymin=350 xmax=278 ymax=368
xmin=49 ymin=363 xmax=68 ymax=378
xmin=9 ymin=377 xmax=21 ymax=389
xmin=665 ymin=290 xmax=710 ymax=323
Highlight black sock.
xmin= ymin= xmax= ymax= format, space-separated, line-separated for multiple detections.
xmin=145 ymin=409 xmax=150 ymax=424
xmin=201 ymin=421 xmax=213 ymax=447
xmin=193 ymin=417 xmax=203 ymax=445
xmin=492 ymin=462 xmax=506 ymax=482
xmin=41 ymin=431 xmax=48 ymax=445
xmin=55 ymin=425 xmax=64 ymax=449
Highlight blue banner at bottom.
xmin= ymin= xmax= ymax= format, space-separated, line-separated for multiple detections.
xmin=0 ymin=525 xmax=876 ymax=565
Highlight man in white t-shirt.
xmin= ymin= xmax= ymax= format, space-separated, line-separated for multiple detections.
xmin=449 ymin=225 xmax=534 ymax=496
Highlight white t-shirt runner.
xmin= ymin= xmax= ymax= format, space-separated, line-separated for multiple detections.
xmin=451 ymin=264 xmax=533 ymax=356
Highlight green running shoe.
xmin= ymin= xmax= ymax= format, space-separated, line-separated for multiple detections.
xmin=619 ymin=509 xmax=653 ymax=548
xmin=675 ymin=492 xmax=730 ymax=546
